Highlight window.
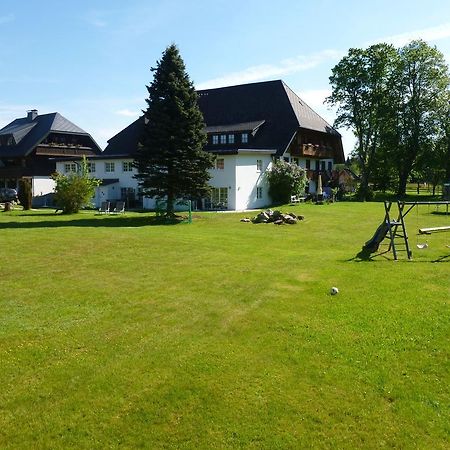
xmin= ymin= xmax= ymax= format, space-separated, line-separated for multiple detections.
xmin=216 ymin=158 xmax=224 ymax=170
xmin=121 ymin=187 xmax=135 ymax=199
xmin=105 ymin=162 xmax=115 ymax=173
xmin=321 ymin=161 xmax=326 ymax=172
xmin=256 ymin=159 xmax=263 ymax=172
xmin=315 ymin=160 xmax=319 ymax=170
xmin=212 ymin=135 xmax=219 ymax=145
xmin=306 ymin=159 xmax=311 ymax=170
xmin=220 ymin=135 xmax=227 ymax=144
xmin=210 ymin=187 xmax=228 ymax=209
xmin=328 ymin=161 xmax=333 ymax=171
xmin=284 ymin=157 xmax=289 ymax=162
xmin=64 ymin=163 xmax=77 ymax=173
xmin=228 ymin=134 xmax=235 ymax=144
xmin=123 ymin=161 xmax=133 ymax=172
xmin=87 ymin=162 xmax=96 ymax=173
xmin=257 ymin=187 xmax=263 ymax=199
xmin=241 ymin=133 xmax=248 ymax=143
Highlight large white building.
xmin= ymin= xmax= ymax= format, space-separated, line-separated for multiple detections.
xmin=56 ymin=80 xmax=344 ymax=210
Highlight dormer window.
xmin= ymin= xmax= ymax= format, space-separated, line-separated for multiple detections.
xmin=228 ymin=134 xmax=235 ymax=144
xmin=220 ymin=135 xmax=227 ymax=145
xmin=212 ymin=135 xmax=219 ymax=145
xmin=241 ymin=133 xmax=248 ymax=143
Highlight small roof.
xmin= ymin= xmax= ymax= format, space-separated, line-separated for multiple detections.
xmin=205 ymin=120 xmax=265 ymax=134
xmin=100 ymin=178 xmax=120 ymax=186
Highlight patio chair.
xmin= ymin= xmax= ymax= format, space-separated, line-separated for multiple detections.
xmin=98 ymin=201 xmax=110 ymax=214
xmin=111 ymin=201 xmax=125 ymax=214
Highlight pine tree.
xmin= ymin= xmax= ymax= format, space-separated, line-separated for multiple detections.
xmin=134 ymin=44 xmax=213 ymax=216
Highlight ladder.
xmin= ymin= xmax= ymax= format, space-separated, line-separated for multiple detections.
xmin=383 ymin=201 xmax=412 ymax=260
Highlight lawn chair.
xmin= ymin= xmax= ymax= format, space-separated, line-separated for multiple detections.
xmin=98 ymin=201 xmax=110 ymax=214
xmin=111 ymin=201 xmax=125 ymax=214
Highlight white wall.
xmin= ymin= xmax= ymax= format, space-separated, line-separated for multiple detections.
xmin=32 ymin=177 xmax=55 ymax=197
xmin=208 ymin=155 xmax=237 ymax=210
xmin=235 ymin=154 xmax=272 ymax=210
xmin=56 ymin=158 xmax=139 ymax=207
xmin=56 ymin=154 xmax=273 ymax=210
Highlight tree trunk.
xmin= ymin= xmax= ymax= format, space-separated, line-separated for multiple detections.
xmin=358 ymin=168 xmax=370 ymax=201
xmin=166 ymin=190 xmax=175 ymax=217
xmin=397 ymin=172 xmax=408 ymax=197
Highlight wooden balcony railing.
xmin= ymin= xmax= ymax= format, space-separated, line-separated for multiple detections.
xmin=291 ymin=144 xmax=335 ymax=159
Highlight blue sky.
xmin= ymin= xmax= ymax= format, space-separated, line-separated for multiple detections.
xmin=2 ymin=0 xmax=450 ymax=155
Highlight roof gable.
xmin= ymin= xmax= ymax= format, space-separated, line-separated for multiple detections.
xmin=0 ymin=112 xmax=101 ymax=157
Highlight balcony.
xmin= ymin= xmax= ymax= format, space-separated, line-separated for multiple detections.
xmin=35 ymin=144 xmax=96 ymax=156
xmin=291 ymin=144 xmax=335 ymax=159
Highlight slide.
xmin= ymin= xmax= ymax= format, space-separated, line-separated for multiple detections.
xmin=363 ymin=221 xmax=389 ymax=253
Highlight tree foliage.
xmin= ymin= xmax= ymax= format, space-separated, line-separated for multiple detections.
xmin=388 ymin=40 xmax=450 ymax=195
xmin=327 ymin=43 xmax=398 ymax=200
xmin=266 ymin=160 xmax=307 ymax=204
xmin=134 ymin=44 xmax=214 ymax=216
xmin=327 ymin=40 xmax=450 ymax=199
xmin=52 ymin=158 xmax=100 ymax=214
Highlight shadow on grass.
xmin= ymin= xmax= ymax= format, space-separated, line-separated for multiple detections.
xmin=347 ymin=247 xmax=390 ymax=262
xmin=431 ymin=210 xmax=450 ymax=216
xmin=347 ymin=247 xmax=449 ymax=263
xmin=0 ymin=215 xmax=188 ymax=229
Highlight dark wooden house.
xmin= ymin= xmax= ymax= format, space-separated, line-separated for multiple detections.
xmin=0 ymin=110 xmax=101 ymax=196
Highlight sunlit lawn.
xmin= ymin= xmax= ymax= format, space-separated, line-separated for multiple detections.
xmin=0 ymin=202 xmax=449 ymax=449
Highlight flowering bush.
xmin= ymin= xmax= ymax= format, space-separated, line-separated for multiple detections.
xmin=266 ymin=160 xmax=307 ymax=204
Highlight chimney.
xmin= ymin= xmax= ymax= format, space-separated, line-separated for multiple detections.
xmin=27 ymin=109 xmax=38 ymax=121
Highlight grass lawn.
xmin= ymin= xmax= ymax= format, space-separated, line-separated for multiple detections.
xmin=0 ymin=202 xmax=449 ymax=449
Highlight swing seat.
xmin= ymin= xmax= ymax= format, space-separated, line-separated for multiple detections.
xmin=416 ymin=243 xmax=428 ymax=249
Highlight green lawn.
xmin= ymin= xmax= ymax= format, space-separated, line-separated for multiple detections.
xmin=1 ymin=203 xmax=449 ymax=449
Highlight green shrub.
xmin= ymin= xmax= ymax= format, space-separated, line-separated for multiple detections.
xmin=52 ymin=157 xmax=100 ymax=214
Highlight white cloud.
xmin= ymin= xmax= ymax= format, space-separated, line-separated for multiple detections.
xmin=0 ymin=14 xmax=14 ymax=25
xmin=196 ymin=50 xmax=343 ymax=90
xmin=298 ymin=89 xmax=331 ymax=109
xmin=115 ymin=108 xmax=139 ymax=117
xmin=369 ymin=22 xmax=450 ymax=47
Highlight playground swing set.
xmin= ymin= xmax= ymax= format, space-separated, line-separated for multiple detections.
xmin=363 ymin=201 xmax=450 ymax=260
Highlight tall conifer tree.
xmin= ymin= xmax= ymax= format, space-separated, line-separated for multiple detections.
xmin=134 ymin=44 xmax=213 ymax=216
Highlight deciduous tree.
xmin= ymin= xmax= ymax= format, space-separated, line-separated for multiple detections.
xmin=326 ymin=44 xmax=397 ymax=200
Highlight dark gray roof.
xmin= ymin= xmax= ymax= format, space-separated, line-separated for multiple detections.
xmin=103 ymin=117 xmax=144 ymax=156
xmin=0 ymin=112 xmax=101 ymax=157
xmin=103 ymin=80 xmax=343 ymax=159
xmin=282 ymin=82 xmax=339 ymax=135
xmin=205 ymin=120 xmax=265 ymax=134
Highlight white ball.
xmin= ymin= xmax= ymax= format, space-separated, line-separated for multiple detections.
xmin=330 ymin=287 xmax=339 ymax=295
